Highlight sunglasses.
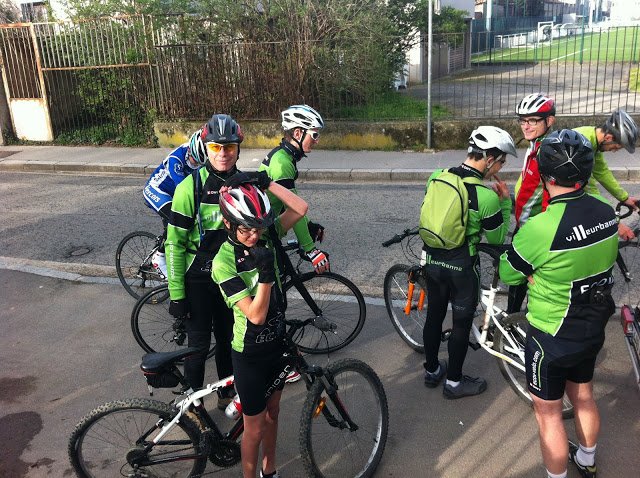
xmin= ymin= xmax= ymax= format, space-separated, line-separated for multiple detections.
xmin=517 ymin=117 xmax=544 ymax=126
xmin=206 ymin=142 xmax=239 ymax=154
xmin=307 ymin=131 xmax=320 ymax=141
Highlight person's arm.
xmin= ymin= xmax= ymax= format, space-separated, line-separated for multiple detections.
xmin=591 ymin=150 xmax=630 ymax=202
xmin=267 ymin=181 xmax=308 ymax=232
xmin=234 ymin=285 xmax=272 ymax=326
xmin=165 ymin=175 xmax=196 ymax=300
xmin=479 ymin=186 xmax=511 ymax=245
xmin=499 ymin=218 xmax=546 ymax=285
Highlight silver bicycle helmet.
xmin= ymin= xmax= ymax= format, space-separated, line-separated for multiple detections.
xmin=468 ymin=126 xmax=518 ymax=157
xmin=603 ymin=108 xmax=638 ymax=153
xmin=516 ymin=93 xmax=556 ymax=117
xmin=281 ymin=105 xmax=324 ymax=131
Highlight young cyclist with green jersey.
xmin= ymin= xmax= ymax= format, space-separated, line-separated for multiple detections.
xmin=258 ymin=105 xmax=329 ymax=274
xmin=500 ymin=130 xmax=618 ymax=478
xmin=574 ymin=108 xmax=640 ymax=240
xmin=212 ymin=177 xmax=308 ymax=478
xmin=165 ymin=114 xmax=243 ymax=409
xmin=421 ymin=126 xmax=516 ymax=398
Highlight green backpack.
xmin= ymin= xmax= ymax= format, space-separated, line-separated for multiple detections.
xmin=419 ymin=169 xmax=481 ymax=249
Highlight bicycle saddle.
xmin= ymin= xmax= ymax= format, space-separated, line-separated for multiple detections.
xmin=141 ymin=347 xmax=200 ymax=373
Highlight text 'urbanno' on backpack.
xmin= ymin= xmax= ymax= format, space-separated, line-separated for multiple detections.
xmin=419 ymin=169 xmax=479 ymax=249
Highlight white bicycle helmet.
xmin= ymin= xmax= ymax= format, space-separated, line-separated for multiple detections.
xmin=187 ymin=130 xmax=207 ymax=166
xmin=516 ymin=93 xmax=556 ymax=117
xmin=281 ymin=105 xmax=324 ymax=131
xmin=220 ymin=184 xmax=274 ymax=229
xmin=468 ymin=126 xmax=518 ymax=157
xmin=604 ymin=108 xmax=638 ymax=153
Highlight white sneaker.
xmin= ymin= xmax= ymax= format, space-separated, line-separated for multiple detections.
xmin=285 ymin=370 xmax=301 ymax=383
xmin=152 ymin=251 xmax=167 ymax=279
xmin=259 ymin=470 xmax=280 ymax=478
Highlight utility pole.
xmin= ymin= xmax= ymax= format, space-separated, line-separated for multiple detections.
xmin=427 ymin=0 xmax=433 ymax=149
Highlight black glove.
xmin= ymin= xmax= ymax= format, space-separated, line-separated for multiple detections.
xmin=169 ymin=299 xmax=189 ymax=319
xmin=307 ymin=221 xmax=325 ymax=242
xmin=224 ymin=171 xmax=271 ymax=190
xmin=249 ymin=247 xmax=276 ymax=283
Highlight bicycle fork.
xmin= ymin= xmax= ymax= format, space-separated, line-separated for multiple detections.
xmin=404 ymin=268 xmax=426 ymax=315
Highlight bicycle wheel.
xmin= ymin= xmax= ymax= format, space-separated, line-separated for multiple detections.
xmin=383 ymin=264 xmax=425 ymax=352
xmin=116 ymin=231 xmax=166 ymax=300
xmin=68 ymin=398 xmax=207 ymax=478
xmin=284 ymin=272 xmax=366 ymax=354
xmin=493 ymin=312 xmax=574 ymax=419
xmin=612 ymin=238 xmax=640 ymax=308
xmin=299 ymin=359 xmax=389 ymax=478
xmin=477 ymin=244 xmax=509 ymax=311
xmin=132 ymin=285 xmax=216 ymax=359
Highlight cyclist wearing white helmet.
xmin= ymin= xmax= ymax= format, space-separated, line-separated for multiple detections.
xmin=143 ymin=130 xmax=207 ymax=277
xmin=212 ymin=180 xmax=308 ymax=478
xmin=575 ymin=108 xmax=640 ymax=240
xmin=421 ymin=126 xmax=516 ymax=399
xmin=259 ymin=105 xmax=330 ymax=274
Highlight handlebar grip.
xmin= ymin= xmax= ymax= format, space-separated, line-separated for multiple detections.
xmin=382 ymin=235 xmax=401 ymax=247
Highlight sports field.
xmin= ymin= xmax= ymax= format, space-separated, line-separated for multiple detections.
xmin=473 ymin=26 xmax=640 ymax=63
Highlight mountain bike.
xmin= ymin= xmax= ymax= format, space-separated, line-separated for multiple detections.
xmin=116 ymin=231 xmax=167 ymax=300
xmin=132 ymin=239 xmax=366 ymax=356
xmin=68 ymin=318 xmax=389 ymax=478
xmin=382 ymin=230 xmax=574 ymax=418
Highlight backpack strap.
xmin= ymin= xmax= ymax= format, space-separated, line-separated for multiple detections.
xmin=191 ymin=169 xmax=205 ymax=242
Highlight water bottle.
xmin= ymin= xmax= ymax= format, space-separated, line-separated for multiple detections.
xmin=225 ymin=394 xmax=242 ymax=420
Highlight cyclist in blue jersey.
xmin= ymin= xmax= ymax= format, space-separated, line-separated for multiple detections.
xmin=143 ymin=131 xmax=207 ymax=277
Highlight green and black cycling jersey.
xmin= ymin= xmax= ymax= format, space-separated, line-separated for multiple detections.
xmin=574 ymin=126 xmax=630 ymax=202
xmin=212 ymin=224 xmax=286 ymax=355
xmin=424 ymin=163 xmax=511 ymax=262
xmin=165 ymin=163 xmax=237 ymax=300
xmin=259 ymin=141 xmax=315 ymax=253
xmin=499 ymin=190 xmax=618 ymax=340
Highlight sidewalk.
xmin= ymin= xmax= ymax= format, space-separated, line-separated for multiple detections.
xmin=2 ymin=144 xmax=640 ymax=181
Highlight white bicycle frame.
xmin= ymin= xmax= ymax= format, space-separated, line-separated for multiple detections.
xmin=150 ymin=375 xmax=235 ymax=444
xmin=470 ymin=282 xmax=526 ymax=373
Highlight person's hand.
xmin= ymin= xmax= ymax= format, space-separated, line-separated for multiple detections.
xmin=307 ymin=221 xmax=325 ymax=242
xmin=307 ymin=248 xmax=330 ymax=274
xmin=491 ymin=175 xmax=510 ymax=200
xmin=623 ymin=196 xmax=640 ymax=211
xmin=249 ymin=246 xmax=276 ymax=283
xmin=169 ymin=299 xmax=189 ymax=319
xmin=224 ymin=171 xmax=271 ymax=190
xmin=618 ymin=222 xmax=636 ymax=241
xmin=527 ymin=276 xmax=535 ymax=285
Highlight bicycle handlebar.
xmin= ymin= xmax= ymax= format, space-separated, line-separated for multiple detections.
xmin=616 ymin=201 xmax=640 ymax=220
xmin=381 ymin=227 xmax=419 ymax=247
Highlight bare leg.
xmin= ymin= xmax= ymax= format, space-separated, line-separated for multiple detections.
xmin=531 ymin=394 xmax=568 ymax=475
xmin=241 ymin=410 xmax=267 ymax=478
xmin=261 ymin=390 xmax=283 ymax=475
xmin=565 ymin=380 xmax=600 ymax=447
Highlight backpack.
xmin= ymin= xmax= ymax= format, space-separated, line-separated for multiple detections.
xmin=419 ymin=169 xmax=481 ymax=249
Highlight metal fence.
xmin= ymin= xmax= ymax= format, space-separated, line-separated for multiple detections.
xmin=1 ymin=15 xmax=640 ymax=144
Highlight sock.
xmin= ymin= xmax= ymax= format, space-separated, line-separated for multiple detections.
xmin=446 ymin=379 xmax=460 ymax=387
xmin=576 ymin=443 xmax=596 ymax=467
xmin=426 ymin=364 xmax=441 ymax=376
xmin=546 ymin=469 xmax=567 ymax=478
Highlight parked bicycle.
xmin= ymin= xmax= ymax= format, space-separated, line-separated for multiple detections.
xmin=382 ymin=229 xmax=573 ymax=418
xmin=68 ymin=318 xmax=389 ymax=478
xmin=115 ymin=231 xmax=167 ymax=300
xmin=132 ymin=239 xmax=366 ymax=356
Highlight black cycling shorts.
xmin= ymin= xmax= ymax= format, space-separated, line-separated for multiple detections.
xmin=231 ymin=348 xmax=289 ymax=416
xmin=525 ymin=326 xmax=605 ymax=401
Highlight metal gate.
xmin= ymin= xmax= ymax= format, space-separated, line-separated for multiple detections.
xmin=0 ymin=23 xmax=53 ymax=141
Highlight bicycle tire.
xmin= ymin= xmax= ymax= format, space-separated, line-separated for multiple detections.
xmin=383 ymin=263 xmax=425 ymax=352
xmin=116 ymin=231 xmax=166 ymax=300
xmin=68 ymin=398 xmax=207 ymax=478
xmin=299 ymin=358 xmax=389 ymax=478
xmin=284 ymin=272 xmax=366 ymax=354
xmin=612 ymin=238 xmax=640 ymax=308
xmin=131 ymin=285 xmax=216 ymax=360
xmin=493 ymin=312 xmax=574 ymax=419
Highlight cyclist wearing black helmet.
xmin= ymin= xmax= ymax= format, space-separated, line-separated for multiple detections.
xmin=500 ymin=130 xmax=618 ymax=478
xmin=165 ymin=113 xmax=244 ymax=408
xmin=575 ymin=108 xmax=640 ymax=240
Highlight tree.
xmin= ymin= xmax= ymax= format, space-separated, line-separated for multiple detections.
xmin=0 ymin=0 xmax=20 ymax=23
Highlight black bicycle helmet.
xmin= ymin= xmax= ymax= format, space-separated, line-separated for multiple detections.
xmin=603 ymin=108 xmax=638 ymax=153
xmin=538 ymin=129 xmax=594 ymax=188
xmin=202 ymin=114 xmax=243 ymax=145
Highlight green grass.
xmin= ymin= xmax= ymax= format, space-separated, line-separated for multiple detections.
xmin=473 ymin=25 xmax=640 ymax=63
xmin=336 ymin=91 xmax=450 ymax=120
xmin=631 ymin=66 xmax=640 ymax=92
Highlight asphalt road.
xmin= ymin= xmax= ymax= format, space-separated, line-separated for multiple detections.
xmin=1 ymin=172 xmax=640 ymax=477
